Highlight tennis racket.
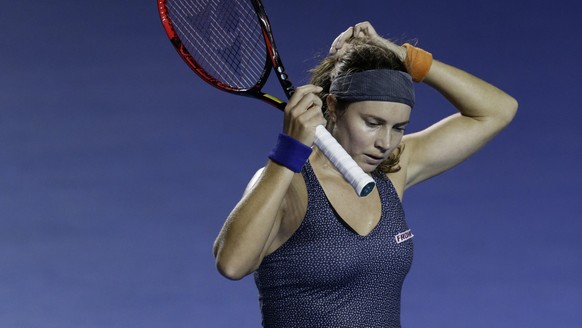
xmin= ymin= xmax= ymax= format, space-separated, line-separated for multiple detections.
xmin=158 ymin=0 xmax=375 ymax=196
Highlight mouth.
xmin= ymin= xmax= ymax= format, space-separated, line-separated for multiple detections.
xmin=364 ymin=153 xmax=386 ymax=164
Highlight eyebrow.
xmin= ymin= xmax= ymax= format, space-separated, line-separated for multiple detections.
xmin=394 ymin=120 xmax=410 ymax=127
xmin=362 ymin=113 xmax=409 ymax=126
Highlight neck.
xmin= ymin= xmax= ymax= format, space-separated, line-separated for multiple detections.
xmin=310 ymin=146 xmax=372 ymax=181
xmin=310 ymin=147 xmax=342 ymax=176
xmin=309 ymin=146 xmax=379 ymax=200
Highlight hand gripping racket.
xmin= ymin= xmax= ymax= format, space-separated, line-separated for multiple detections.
xmin=158 ymin=0 xmax=375 ymax=196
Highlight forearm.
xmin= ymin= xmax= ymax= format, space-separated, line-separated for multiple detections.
xmin=213 ymin=160 xmax=295 ymax=280
xmin=213 ymin=84 xmax=324 ymax=279
xmin=423 ymin=60 xmax=518 ymax=124
xmin=338 ymin=23 xmax=518 ymax=122
xmin=400 ymin=51 xmax=518 ymax=187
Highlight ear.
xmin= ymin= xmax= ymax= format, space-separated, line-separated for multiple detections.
xmin=326 ymin=95 xmax=338 ymax=122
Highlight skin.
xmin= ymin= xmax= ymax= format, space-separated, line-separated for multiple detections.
xmin=326 ymin=99 xmax=411 ymax=174
xmin=213 ymin=22 xmax=518 ymax=280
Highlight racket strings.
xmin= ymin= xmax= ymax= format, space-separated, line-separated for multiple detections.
xmin=166 ymin=0 xmax=267 ymax=89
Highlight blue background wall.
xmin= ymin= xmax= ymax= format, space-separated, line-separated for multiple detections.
xmin=1 ymin=0 xmax=580 ymax=327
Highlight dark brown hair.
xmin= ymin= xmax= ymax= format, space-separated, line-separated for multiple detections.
xmin=309 ymin=38 xmax=407 ymax=173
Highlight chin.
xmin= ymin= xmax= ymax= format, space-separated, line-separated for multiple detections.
xmin=354 ymin=156 xmax=383 ymax=173
xmin=358 ymin=161 xmax=380 ymax=174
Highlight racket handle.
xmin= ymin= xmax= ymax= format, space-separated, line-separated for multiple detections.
xmin=314 ymin=125 xmax=376 ymax=197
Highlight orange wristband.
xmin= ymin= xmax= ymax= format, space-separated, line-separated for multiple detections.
xmin=402 ymin=43 xmax=433 ymax=82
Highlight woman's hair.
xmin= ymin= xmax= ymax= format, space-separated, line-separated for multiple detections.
xmin=309 ymin=38 xmax=407 ymax=174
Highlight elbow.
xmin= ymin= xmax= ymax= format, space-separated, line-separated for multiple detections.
xmin=497 ymin=95 xmax=519 ymax=128
xmin=507 ymin=96 xmax=519 ymax=120
xmin=214 ymin=250 xmax=255 ymax=281
xmin=215 ymin=258 xmax=250 ymax=281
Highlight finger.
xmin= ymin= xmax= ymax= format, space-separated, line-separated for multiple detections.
xmin=303 ymin=103 xmax=327 ymax=127
xmin=329 ymin=36 xmax=341 ymax=54
xmin=284 ymin=96 xmax=325 ymax=145
xmin=337 ymin=27 xmax=354 ymax=48
xmin=292 ymin=92 xmax=323 ymax=116
xmin=286 ymin=85 xmax=323 ymax=112
xmin=287 ymin=86 xmax=322 ymax=111
xmin=300 ymin=107 xmax=327 ymax=129
xmin=354 ymin=21 xmax=377 ymax=39
xmin=329 ymin=27 xmax=353 ymax=54
xmin=297 ymin=99 xmax=326 ymax=126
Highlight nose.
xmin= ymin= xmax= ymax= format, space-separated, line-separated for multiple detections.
xmin=374 ymin=128 xmax=392 ymax=152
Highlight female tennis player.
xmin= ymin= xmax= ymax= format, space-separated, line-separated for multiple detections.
xmin=213 ymin=21 xmax=518 ymax=327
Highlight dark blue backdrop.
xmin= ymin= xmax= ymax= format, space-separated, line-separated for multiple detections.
xmin=1 ymin=0 xmax=580 ymax=327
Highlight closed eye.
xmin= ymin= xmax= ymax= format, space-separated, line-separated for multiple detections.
xmin=393 ymin=122 xmax=409 ymax=132
xmin=366 ymin=121 xmax=382 ymax=127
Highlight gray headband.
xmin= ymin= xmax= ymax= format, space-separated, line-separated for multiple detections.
xmin=329 ymin=69 xmax=415 ymax=108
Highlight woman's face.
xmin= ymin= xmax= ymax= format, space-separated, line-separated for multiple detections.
xmin=329 ymin=100 xmax=411 ymax=173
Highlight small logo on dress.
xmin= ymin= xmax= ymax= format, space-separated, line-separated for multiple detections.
xmin=395 ymin=229 xmax=414 ymax=244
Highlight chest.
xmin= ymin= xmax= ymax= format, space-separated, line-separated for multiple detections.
xmin=264 ymin=177 xmax=414 ymax=288
xmin=322 ymin=179 xmax=382 ymax=236
xmin=260 ymin=165 xmax=414 ymax=290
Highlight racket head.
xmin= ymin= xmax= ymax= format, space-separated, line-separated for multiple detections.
xmin=158 ymin=0 xmax=285 ymax=109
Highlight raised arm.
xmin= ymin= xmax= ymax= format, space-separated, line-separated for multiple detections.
xmin=403 ymin=59 xmax=518 ymax=188
xmin=331 ymin=22 xmax=518 ymax=189
xmin=213 ymin=85 xmax=325 ymax=280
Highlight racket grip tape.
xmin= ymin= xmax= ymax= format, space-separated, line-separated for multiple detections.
xmin=314 ymin=126 xmax=376 ymax=197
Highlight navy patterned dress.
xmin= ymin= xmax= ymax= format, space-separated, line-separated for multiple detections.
xmin=254 ymin=162 xmax=414 ymax=328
